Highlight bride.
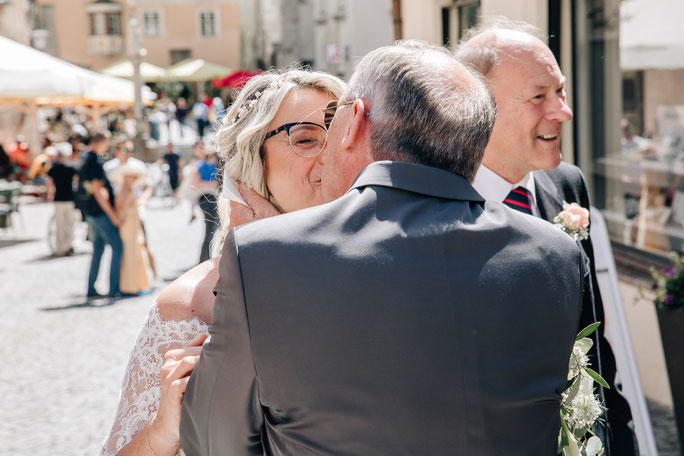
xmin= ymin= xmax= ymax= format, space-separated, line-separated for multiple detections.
xmin=98 ymin=69 xmax=346 ymax=456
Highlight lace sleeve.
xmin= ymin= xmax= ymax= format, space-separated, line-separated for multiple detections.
xmin=98 ymin=303 xmax=209 ymax=456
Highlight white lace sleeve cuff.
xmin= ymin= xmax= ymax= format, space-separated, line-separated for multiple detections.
xmin=98 ymin=302 xmax=209 ymax=456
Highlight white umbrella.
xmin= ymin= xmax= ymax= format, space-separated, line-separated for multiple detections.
xmin=101 ymin=60 xmax=169 ymax=83
xmin=166 ymin=58 xmax=232 ymax=81
xmin=0 ymin=35 xmax=155 ymax=154
xmin=0 ymin=35 xmax=154 ymax=105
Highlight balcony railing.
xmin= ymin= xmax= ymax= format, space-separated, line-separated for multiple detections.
xmin=87 ymin=35 xmax=124 ymax=56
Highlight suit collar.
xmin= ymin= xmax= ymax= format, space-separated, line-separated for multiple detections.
xmin=532 ymin=170 xmax=564 ymax=221
xmin=349 ymin=161 xmax=485 ymax=202
xmin=472 ymin=164 xmax=538 ymax=207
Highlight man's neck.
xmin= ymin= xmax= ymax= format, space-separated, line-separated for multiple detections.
xmin=481 ymin=157 xmax=530 ymax=184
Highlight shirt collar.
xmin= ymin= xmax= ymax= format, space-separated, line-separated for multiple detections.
xmin=471 ymin=164 xmax=537 ymax=206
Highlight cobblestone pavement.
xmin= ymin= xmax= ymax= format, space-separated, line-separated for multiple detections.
xmin=0 ymin=200 xmax=681 ymax=455
xmin=0 ymin=198 xmax=203 ymax=455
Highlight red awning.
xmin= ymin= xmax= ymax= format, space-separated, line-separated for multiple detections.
xmin=212 ymin=70 xmax=263 ymax=89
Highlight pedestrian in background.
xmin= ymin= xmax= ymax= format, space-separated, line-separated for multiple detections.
xmin=105 ymin=139 xmax=157 ymax=280
xmin=175 ymin=98 xmax=189 ymax=138
xmin=111 ymin=164 xmax=151 ymax=295
xmin=191 ymin=143 xmax=219 ymax=263
xmin=161 ymin=142 xmax=183 ymax=198
xmin=192 ymin=99 xmax=209 ymax=139
xmin=77 ymin=132 xmax=122 ymax=299
xmin=46 ymin=143 xmax=77 ymax=256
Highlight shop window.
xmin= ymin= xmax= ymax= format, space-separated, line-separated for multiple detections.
xmin=596 ymin=2 xmax=684 ymax=255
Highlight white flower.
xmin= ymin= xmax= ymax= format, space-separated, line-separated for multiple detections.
xmin=568 ymin=345 xmax=590 ymax=379
xmin=585 ymin=436 xmax=603 ymax=456
xmin=567 ymin=392 xmax=603 ymax=430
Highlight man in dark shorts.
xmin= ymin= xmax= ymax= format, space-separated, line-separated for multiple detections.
xmin=77 ymin=132 xmax=123 ymax=299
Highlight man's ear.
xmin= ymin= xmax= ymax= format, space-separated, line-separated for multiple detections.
xmin=340 ymin=99 xmax=367 ymax=151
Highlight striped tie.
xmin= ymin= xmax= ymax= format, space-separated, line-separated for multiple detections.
xmin=504 ymin=186 xmax=534 ymax=215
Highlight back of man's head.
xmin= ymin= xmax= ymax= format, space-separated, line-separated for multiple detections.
xmin=347 ymin=40 xmax=496 ymax=182
xmin=90 ymin=132 xmax=109 ymax=146
xmin=455 ymin=17 xmax=548 ymax=77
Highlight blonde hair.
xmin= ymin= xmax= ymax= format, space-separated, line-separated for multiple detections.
xmin=211 ymin=67 xmax=346 ymax=255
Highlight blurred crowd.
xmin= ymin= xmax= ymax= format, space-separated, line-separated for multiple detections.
xmin=0 ymin=94 xmax=224 ymax=299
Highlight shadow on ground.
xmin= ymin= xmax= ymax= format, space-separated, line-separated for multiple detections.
xmin=27 ymin=251 xmax=88 ymax=263
xmin=38 ymin=295 xmax=141 ymax=312
xmin=0 ymin=238 xmax=36 ymax=249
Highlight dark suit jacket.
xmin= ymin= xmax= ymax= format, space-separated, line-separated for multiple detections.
xmin=535 ymin=162 xmax=638 ymax=456
xmin=181 ymin=161 xmax=584 ymax=456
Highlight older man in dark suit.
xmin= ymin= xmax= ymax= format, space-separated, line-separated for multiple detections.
xmin=181 ymin=41 xmax=584 ymax=455
xmin=457 ymin=18 xmax=638 ymax=456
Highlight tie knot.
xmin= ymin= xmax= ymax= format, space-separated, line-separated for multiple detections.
xmin=503 ymin=186 xmax=534 ymax=215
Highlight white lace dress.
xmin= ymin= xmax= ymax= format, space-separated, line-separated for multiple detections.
xmin=98 ymin=303 xmax=209 ymax=456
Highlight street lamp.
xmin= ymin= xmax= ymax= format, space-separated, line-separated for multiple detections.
xmin=129 ymin=15 xmax=149 ymax=161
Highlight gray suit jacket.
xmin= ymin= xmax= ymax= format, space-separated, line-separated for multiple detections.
xmin=181 ymin=161 xmax=584 ymax=456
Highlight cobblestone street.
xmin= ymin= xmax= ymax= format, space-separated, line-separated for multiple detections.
xmin=0 ymin=199 xmax=681 ymax=455
xmin=0 ymin=198 xmax=204 ymax=455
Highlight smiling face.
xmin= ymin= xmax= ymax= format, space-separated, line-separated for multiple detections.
xmin=262 ymin=88 xmax=335 ymax=213
xmin=483 ymin=35 xmax=573 ymax=183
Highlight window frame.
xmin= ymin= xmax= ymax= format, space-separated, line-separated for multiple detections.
xmin=197 ymin=8 xmax=220 ymax=39
xmin=141 ymin=8 xmax=164 ymax=38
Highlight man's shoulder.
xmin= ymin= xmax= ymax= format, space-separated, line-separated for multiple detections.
xmin=234 ymin=197 xmax=347 ymax=248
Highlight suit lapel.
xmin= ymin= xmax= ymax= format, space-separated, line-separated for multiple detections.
xmin=533 ymin=171 xmax=564 ymax=223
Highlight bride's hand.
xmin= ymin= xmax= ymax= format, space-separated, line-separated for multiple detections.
xmin=148 ymin=333 xmax=208 ymax=455
xmin=228 ymin=184 xmax=281 ymax=229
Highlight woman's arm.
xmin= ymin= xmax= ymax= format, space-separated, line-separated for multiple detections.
xmin=91 ymin=178 xmax=120 ymax=227
xmin=98 ymin=303 xmax=209 ymax=456
xmin=111 ymin=335 xmax=207 ymax=456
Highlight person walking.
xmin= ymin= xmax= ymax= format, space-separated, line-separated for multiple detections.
xmin=161 ymin=142 xmax=183 ymax=198
xmin=190 ymin=142 xmax=219 ymax=262
xmin=77 ymin=132 xmax=123 ymax=299
xmin=46 ymin=144 xmax=77 ymax=256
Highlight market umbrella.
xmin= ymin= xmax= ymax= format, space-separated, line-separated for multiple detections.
xmin=0 ymin=35 xmax=154 ymax=105
xmin=212 ymin=70 xmax=263 ymax=88
xmin=166 ymin=58 xmax=232 ymax=82
xmin=0 ymin=35 xmax=155 ymax=154
xmin=101 ymin=60 xmax=169 ymax=82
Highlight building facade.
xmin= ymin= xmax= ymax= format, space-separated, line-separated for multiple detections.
xmin=31 ymin=0 xmax=240 ymax=71
xmin=0 ymin=0 xmax=31 ymax=45
xmin=240 ymin=0 xmax=394 ymax=79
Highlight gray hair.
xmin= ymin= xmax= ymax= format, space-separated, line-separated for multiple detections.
xmin=455 ymin=16 xmax=547 ymax=76
xmin=345 ymin=40 xmax=496 ymax=182
xmin=211 ymin=67 xmax=346 ymax=255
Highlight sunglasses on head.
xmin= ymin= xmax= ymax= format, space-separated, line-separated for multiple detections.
xmin=323 ymin=99 xmax=356 ymax=130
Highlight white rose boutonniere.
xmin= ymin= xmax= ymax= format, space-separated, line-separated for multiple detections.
xmin=554 ymin=202 xmax=590 ymax=241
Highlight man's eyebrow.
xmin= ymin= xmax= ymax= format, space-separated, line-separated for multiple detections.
xmin=533 ymin=78 xmax=567 ymax=91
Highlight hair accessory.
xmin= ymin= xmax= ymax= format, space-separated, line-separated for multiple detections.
xmin=230 ymin=79 xmax=284 ymax=124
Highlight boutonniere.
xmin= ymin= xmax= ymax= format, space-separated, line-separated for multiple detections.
xmin=554 ymin=201 xmax=590 ymax=241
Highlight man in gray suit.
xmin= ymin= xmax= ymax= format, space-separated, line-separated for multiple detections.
xmin=181 ymin=41 xmax=584 ymax=455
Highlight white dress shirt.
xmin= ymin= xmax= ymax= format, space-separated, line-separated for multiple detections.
xmin=472 ymin=164 xmax=540 ymax=217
